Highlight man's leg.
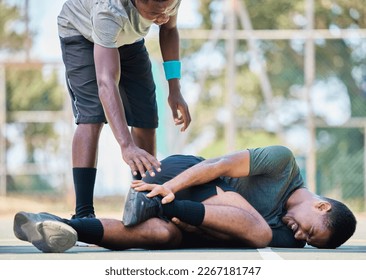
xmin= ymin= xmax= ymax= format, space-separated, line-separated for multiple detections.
xmin=60 ymin=35 xmax=105 ymax=219
xmin=131 ymin=127 xmax=156 ymax=157
xmin=72 ymin=123 xmax=104 ymax=218
xmin=61 ymin=216 xmax=182 ymax=250
xmin=68 ymin=217 xmax=182 ymax=250
xmin=98 ymin=218 xmax=182 ymax=250
xmin=14 ymin=211 xmax=182 ymax=252
xmin=124 ymin=187 xmax=271 ymax=248
xmin=157 ymin=188 xmax=271 ymax=247
xmin=197 ymin=188 xmax=272 ymax=247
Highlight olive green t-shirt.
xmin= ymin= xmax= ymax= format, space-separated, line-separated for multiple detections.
xmin=223 ymin=145 xmax=306 ymax=247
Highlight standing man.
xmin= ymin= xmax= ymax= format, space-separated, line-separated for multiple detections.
xmin=58 ymin=0 xmax=191 ymax=218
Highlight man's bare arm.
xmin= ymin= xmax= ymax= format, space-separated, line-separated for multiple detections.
xmin=94 ymin=44 xmax=161 ymax=177
xmin=159 ymin=14 xmax=191 ymax=131
xmin=164 ymin=150 xmax=250 ymax=192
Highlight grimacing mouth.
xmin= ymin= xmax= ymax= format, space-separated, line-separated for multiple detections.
xmin=283 ymin=216 xmax=300 ymax=236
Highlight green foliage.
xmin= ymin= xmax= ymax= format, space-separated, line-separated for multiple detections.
xmin=317 ymin=128 xmax=364 ymax=204
xmin=4 ymin=66 xmax=65 ymax=192
xmin=187 ymin=0 xmax=365 ymax=142
xmin=199 ymin=130 xmax=282 ymax=158
xmin=6 ymin=67 xmax=64 ymax=113
xmin=7 ymin=174 xmax=56 ymax=194
xmin=6 ymin=66 xmax=64 ymax=161
xmin=0 ymin=2 xmax=65 ymax=193
xmin=5 ymin=66 xmax=65 ymax=185
xmin=246 ymin=0 xmax=301 ymax=29
xmin=0 ymin=1 xmax=27 ymax=52
xmin=316 ymin=0 xmax=366 ymax=29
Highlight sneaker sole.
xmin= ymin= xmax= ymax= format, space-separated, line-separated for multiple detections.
xmin=14 ymin=212 xmax=77 ymax=253
xmin=13 ymin=211 xmax=64 ymax=242
xmin=122 ymin=188 xmax=138 ymax=226
xmin=33 ymin=221 xmax=77 ymax=253
xmin=13 ymin=211 xmax=31 ymax=241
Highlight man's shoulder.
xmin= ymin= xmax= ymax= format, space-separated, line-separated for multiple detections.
xmin=249 ymin=145 xmax=293 ymax=157
xmin=162 ymin=154 xmax=205 ymax=163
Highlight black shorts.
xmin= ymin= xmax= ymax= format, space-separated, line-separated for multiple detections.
xmin=142 ymin=154 xmax=235 ymax=202
xmin=60 ymin=36 xmax=158 ymax=128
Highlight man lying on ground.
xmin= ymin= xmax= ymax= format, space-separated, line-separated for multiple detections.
xmin=13 ymin=146 xmax=356 ymax=252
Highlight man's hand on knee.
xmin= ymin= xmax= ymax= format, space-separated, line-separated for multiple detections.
xmin=131 ymin=180 xmax=175 ymax=204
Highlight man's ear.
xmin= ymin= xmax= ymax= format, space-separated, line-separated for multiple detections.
xmin=316 ymin=201 xmax=332 ymax=212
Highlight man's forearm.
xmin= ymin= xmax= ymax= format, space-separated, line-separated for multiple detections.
xmin=98 ymin=84 xmax=133 ymax=148
xmin=94 ymin=44 xmax=134 ymax=149
xmin=159 ymin=24 xmax=180 ymax=61
xmin=164 ymin=151 xmax=251 ymax=194
xmin=163 ymin=158 xmax=227 ymax=193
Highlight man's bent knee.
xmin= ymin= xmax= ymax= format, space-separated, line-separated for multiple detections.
xmin=148 ymin=219 xmax=182 ymax=248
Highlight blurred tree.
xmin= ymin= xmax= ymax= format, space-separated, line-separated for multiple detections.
xmin=0 ymin=1 xmax=28 ymax=52
xmin=6 ymin=67 xmax=63 ymax=112
xmin=0 ymin=1 xmax=65 ymax=194
xmin=6 ymin=66 xmax=64 ymax=163
xmin=186 ymin=0 xmax=365 ymax=135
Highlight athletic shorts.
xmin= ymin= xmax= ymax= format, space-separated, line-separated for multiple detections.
xmin=59 ymin=35 xmax=158 ymax=128
xmin=143 ymin=154 xmax=236 ymax=202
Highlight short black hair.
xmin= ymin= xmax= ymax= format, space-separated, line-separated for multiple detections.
xmin=321 ymin=197 xmax=357 ymax=249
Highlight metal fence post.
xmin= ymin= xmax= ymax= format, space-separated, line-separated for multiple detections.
xmin=0 ymin=65 xmax=6 ymax=196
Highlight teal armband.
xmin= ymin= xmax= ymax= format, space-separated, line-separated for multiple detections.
xmin=163 ymin=60 xmax=181 ymax=80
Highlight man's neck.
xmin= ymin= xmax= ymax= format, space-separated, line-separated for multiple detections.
xmin=285 ymin=188 xmax=311 ymax=209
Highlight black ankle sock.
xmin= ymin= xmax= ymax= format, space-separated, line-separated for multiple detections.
xmin=162 ymin=200 xmax=205 ymax=226
xmin=66 ymin=218 xmax=104 ymax=245
xmin=73 ymin=168 xmax=97 ymax=218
